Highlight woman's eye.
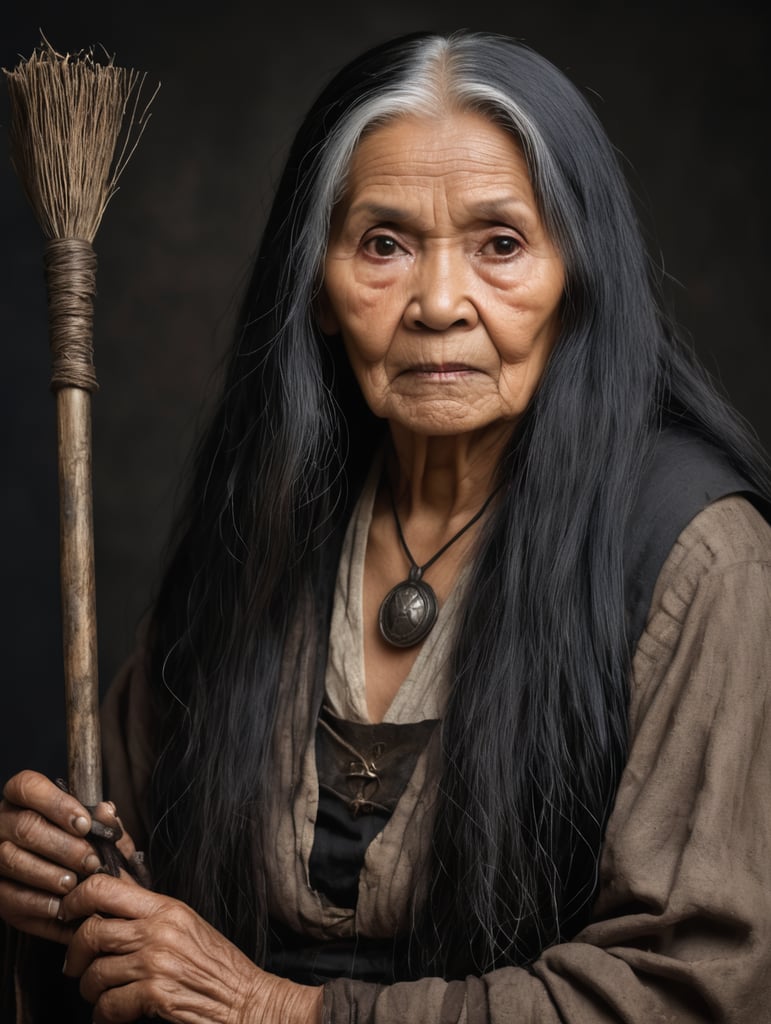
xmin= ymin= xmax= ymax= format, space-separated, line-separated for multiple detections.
xmin=483 ymin=235 xmax=522 ymax=257
xmin=363 ymin=235 xmax=403 ymax=258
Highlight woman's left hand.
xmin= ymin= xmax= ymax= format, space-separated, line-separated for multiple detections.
xmin=60 ymin=874 xmax=323 ymax=1024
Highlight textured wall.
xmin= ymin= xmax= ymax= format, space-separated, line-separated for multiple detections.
xmin=1 ymin=0 xmax=769 ymax=782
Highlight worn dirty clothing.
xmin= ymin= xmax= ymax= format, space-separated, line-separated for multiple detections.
xmin=100 ymin=493 xmax=771 ymax=1022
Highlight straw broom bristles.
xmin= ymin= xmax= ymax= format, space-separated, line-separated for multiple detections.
xmin=5 ymin=38 xmax=156 ymax=243
xmin=4 ymin=39 xmax=157 ymax=811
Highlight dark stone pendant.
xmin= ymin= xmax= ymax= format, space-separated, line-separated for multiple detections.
xmin=378 ymin=568 xmax=438 ymax=648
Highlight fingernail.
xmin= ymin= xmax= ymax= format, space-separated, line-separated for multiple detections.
xmin=83 ymin=854 xmax=101 ymax=873
xmin=106 ymin=801 xmax=117 ymax=816
xmin=72 ymin=815 xmax=90 ymax=835
xmin=61 ymin=955 xmax=68 ymax=973
xmin=59 ymin=872 xmax=76 ymax=891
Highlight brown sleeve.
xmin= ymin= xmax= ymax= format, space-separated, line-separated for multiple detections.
xmin=323 ymin=497 xmax=771 ymax=1023
xmin=100 ymin=645 xmax=156 ymax=851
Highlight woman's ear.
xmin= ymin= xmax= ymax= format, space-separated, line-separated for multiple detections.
xmin=314 ymin=286 xmax=340 ymax=334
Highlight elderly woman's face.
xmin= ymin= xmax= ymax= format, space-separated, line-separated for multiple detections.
xmin=321 ymin=110 xmax=565 ymax=438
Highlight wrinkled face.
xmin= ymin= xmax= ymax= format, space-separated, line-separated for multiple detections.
xmin=320 ymin=110 xmax=565 ymax=438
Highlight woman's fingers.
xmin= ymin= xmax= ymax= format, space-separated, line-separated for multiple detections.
xmin=0 ymin=877 xmax=73 ymax=944
xmin=0 ymin=841 xmax=78 ymax=894
xmin=0 ymin=811 xmax=101 ymax=877
xmin=0 ymin=771 xmax=140 ymax=949
xmin=112 ymin=817 xmax=137 ymax=863
xmin=65 ymin=914 xmax=140 ymax=984
xmin=60 ymin=872 xmax=164 ymax=925
xmin=3 ymin=771 xmax=91 ymax=836
xmin=64 ymin=915 xmax=175 ymax=1016
xmin=0 ymin=771 xmax=105 ymax=878
xmin=91 ymin=982 xmax=164 ymax=1024
xmin=0 ymin=777 xmax=130 ymax=882
xmin=90 ymin=801 xmax=123 ymax=843
xmin=61 ymin=883 xmax=276 ymax=1024
xmin=61 ymin=889 xmax=323 ymax=1024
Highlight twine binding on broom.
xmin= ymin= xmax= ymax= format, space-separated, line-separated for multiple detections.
xmin=4 ymin=38 xmax=158 ymax=392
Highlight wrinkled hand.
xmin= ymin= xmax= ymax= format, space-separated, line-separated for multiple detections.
xmin=61 ymin=874 xmax=323 ymax=1024
xmin=0 ymin=770 xmax=129 ymax=943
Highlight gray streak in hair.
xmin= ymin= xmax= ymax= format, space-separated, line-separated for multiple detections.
xmin=284 ymin=35 xmax=584 ymax=326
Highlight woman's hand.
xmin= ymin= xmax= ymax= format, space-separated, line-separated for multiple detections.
xmin=0 ymin=770 xmax=125 ymax=943
xmin=61 ymin=873 xmax=324 ymax=1024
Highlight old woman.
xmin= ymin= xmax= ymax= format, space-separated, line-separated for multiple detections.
xmin=2 ymin=30 xmax=770 ymax=1023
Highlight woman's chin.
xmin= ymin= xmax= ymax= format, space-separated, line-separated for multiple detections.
xmin=383 ymin=398 xmax=519 ymax=440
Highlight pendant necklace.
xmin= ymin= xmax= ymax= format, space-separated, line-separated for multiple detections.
xmin=378 ymin=479 xmax=500 ymax=649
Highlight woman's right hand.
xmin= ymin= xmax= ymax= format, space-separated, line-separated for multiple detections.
xmin=0 ymin=770 xmax=121 ymax=943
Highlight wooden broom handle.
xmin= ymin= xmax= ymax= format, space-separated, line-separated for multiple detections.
xmin=56 ymin=384 xmax=102 ymax=807
xmin=42 ymin=238 xmax=103 ymax=808
xmin=57 ymin=385 xmax=102 ymax=806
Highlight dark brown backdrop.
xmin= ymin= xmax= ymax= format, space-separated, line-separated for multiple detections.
xmin=2 ymin=0 xmax=769 ymax=782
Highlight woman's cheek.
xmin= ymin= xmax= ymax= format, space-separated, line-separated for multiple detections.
xmin=341 ymin=308 xmax=394 ymax=364
xmin=343 ymin=353 xmax=391 ymax=417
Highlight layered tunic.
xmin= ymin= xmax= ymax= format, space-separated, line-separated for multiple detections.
xmin=101 ymin=492 xmax=771 ymax=1023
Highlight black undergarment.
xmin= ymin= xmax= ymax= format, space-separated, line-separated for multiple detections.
xmin=267 ymin=704 xmax=438 ymax=983
xmin=309 ymin=704 xmax=439 ymax=908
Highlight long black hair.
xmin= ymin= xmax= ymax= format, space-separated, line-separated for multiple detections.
xmin=145 ymin=31 xmax=770 ymax=977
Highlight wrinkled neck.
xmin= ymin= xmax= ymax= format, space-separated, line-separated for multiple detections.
xmin=386 ymin=421 xmax=512 ymax=522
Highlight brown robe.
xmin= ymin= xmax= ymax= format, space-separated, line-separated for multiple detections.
xmin=98 ymin=495 xmax=771 ymax=1023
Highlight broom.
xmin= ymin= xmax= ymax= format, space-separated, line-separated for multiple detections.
xmin=4 ymin=39 xmax=157 ymax=819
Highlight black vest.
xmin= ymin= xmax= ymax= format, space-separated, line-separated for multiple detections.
xmin=624 ymin=427 xmax=769 ymax=649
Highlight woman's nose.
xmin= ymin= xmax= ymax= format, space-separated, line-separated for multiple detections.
xmin=404 ymin=249 xmax=478 ymax=331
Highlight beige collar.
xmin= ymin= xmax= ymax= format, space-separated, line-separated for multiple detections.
xmin=324 ymin=455 xmax=467 ymax=725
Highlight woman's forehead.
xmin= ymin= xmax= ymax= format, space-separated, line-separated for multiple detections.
xmin=351 ymin=110 xmax=525 ymax=171
xmin=337 ymin=111 xmax=535 ymax=214
xmin=327 ymin=111 xmax=536 ymax=229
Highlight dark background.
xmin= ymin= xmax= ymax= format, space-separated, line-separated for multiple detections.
xmin=2 ymin=1 xmax=769 ymax=784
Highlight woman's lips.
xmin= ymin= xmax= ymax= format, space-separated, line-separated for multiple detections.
xmin=405 ymin=364 xmax=476 ymax=377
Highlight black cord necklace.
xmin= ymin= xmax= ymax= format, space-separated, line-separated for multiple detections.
xmin=378 ymin=480 xmax=500 ymax=649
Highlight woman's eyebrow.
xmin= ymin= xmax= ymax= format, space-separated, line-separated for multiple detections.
xmin=345 ymin=201 xmax=413 ymax=223
xmin=344 ymin=197 xmax=535 ymax=225
xmin=465 ymin=197 xmax=534 ymax=222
